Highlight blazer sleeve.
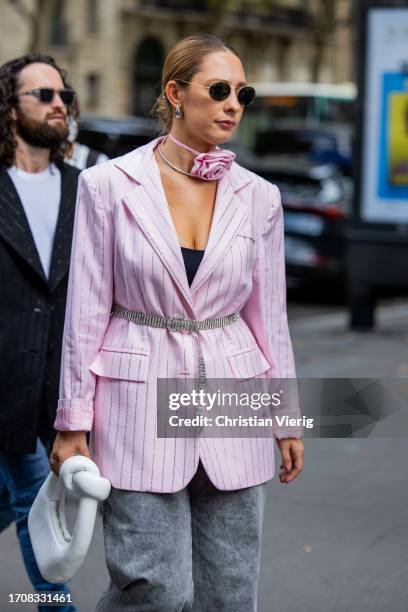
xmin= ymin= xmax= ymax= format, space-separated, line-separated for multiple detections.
xmin=240 ymin=182 xmax=304 ymax=439
xmin=54 ymin=169 xmax=113 ymax=432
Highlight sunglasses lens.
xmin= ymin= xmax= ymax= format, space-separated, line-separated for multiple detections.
xmin=237 ymin=86 xmax=256 ymax=106
xmin=209 ymin=82 xmax=231 ymax=101
xmin=39 ymin=89 xmax=54 ymax=103
xmin=60 ymin=90 xmax=75 ymax=106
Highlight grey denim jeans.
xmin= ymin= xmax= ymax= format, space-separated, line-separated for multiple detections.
xmin=95 ymin=459 xmax=268 ymax=612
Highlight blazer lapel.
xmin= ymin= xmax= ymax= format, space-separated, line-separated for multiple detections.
xmin=123 ymin=160 xmax=195 ymax=311
xmin=189 ymin=170 xmax=251 ymax=297
xmin=115 ymin=136 xmax=253 ymax=314
xmin=48 ymin=163 xmax=78 ymax=292
xmin=0 ymin=164 xmax=47 ymax=284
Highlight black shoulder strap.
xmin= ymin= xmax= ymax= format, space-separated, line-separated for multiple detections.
xmin=86 ymin=148 xmax=100 ymax=168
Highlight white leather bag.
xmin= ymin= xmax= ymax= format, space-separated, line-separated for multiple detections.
xmin=28 ymin=455 xmax=111 ymax=583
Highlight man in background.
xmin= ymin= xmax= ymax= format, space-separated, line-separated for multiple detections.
xmin=0 ymin=53 xmax=80 ymax=611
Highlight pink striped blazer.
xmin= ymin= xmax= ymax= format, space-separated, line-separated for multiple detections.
xmin=54 ymin=135 xmax=303 ymax=492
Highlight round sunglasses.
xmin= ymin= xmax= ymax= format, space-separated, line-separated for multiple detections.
xmin=176 ymin=79 xmax=256 ymax=106
xmin=14 ymin=87 xmax=76 ymax=107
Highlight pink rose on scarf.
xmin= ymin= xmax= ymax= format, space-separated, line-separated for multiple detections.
xmin=190 ymin=148 xmax=236 ymax=181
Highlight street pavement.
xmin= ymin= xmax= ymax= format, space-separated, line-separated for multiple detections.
xmin=1 ymin=297 xmax=407 ymax=611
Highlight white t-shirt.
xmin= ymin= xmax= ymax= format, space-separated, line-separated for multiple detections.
xmin=65 ymin=142 xmax=109 ymax=170
xmin=7 ymin=164 xmax=61 ymax=279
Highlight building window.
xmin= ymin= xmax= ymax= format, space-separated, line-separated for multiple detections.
xmin=133 ymin=37 xmax=164 ymax=116
xmin=87 ymin=0 xmax=99 ymax=33
xmin=49 ymin=0 xmax=68 ymax=46
xmin=86 ymin=73 xmax=100 ymax=109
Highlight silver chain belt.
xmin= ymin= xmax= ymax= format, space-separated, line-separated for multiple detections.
xmin=111 ymin=304 xmax=241 ymax=432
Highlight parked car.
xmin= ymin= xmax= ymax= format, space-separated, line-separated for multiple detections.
xmin=236 ymin=81 xmax=356 ymax=175
xmin=76 ymin=113 xmax=159 ymax=158
xmin=252 ymin=125 xmax=353 ymax=177
xmin=228 ymin=142 xmax=353 ymax=290
xmin=264 ymin=159 xmax=352 ymax=289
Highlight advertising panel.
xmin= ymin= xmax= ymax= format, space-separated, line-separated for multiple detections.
xmin=360 ymin=8 xmax=408 ymax=222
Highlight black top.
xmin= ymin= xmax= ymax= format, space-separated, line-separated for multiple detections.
xmin=181 ymin=246 xmax=205 ymax=286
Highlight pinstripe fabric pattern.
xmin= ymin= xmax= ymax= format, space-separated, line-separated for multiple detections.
xmin=54 ymin=135 xmax=303 ymax=492
xmin=0 ymin=162 xmax=80 ymax=452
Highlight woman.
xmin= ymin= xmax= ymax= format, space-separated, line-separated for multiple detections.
xmin=50 ymin=34 xmax=304 ymax=611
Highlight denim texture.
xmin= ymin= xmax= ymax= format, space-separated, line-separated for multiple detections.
xmin=0 ymin=437 xmax=76 ymax=611
xmin=96 ymin=459 xmax=268 ymax=611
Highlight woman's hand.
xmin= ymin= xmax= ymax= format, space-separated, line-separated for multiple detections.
xmin=49 ymin=431 xmax=90 ymax=477
xmin=276 ymin=437 xmax=304 ymax=484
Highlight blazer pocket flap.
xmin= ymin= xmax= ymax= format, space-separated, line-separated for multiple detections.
xmin=227 ymin=345 xmax=271 ymax=381
xmin=89 ymin=347 xmax=150 ymax=382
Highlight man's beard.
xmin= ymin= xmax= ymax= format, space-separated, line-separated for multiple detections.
xmin=15 ymin=109 xmax=69 ymax=149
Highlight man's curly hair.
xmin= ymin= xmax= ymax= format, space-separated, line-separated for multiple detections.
xmin=0 ymin=53 xmax=79 ymax=167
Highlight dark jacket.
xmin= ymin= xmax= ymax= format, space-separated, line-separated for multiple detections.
xmin=0 ymin=161 xmax=80 ymax=452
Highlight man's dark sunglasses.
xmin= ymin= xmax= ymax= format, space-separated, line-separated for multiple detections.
xmin=176 ymin=80 xmax=256 ymax=106
xmin=14 ymin=87 xmax=76 ymax=106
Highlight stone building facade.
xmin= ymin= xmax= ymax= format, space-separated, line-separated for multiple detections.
xmin=0 ymin=0 xmax=353 ymax=118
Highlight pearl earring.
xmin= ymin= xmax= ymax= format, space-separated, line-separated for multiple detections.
xmin=175 ymin=104 xmax=184 ymax=119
